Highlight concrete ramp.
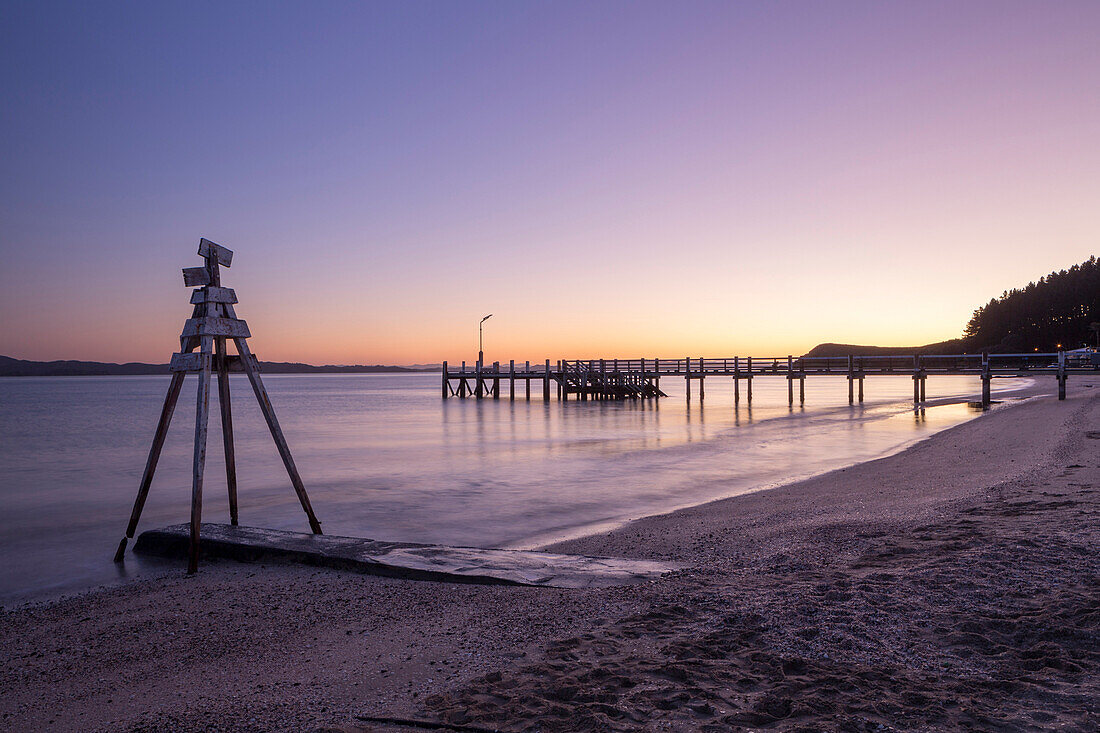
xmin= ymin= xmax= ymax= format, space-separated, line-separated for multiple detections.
xmin=134 ymin=524 xmax=684 ymax=588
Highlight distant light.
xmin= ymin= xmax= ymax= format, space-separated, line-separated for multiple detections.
xmin=1034 ymin=347 xmax=1039 ymax=351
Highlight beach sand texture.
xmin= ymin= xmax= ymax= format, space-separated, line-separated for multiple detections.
xmin=2 ymin=389 xmax=1097 ymax=731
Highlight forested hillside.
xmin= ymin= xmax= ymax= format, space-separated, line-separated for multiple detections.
xmin=964 ymin=256 xmax=1100 ymax=352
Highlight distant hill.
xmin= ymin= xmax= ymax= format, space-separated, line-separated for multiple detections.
xmin=250 ymin=361 xmax=436 ymax=374
xmin=0 ymin=355 xmax=436 ymax=377
xmin=804 ymin=340 xmax=968 ymax=357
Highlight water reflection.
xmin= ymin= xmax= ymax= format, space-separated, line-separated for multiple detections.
xmin=0 ymin=372 xmax=1034 ymax=604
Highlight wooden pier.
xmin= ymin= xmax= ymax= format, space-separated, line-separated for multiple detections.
xmin=442 ymin=352 xmax=1097 ymax=406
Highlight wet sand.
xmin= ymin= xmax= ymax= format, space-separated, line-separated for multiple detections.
xmin=2 ymin=388 xmax=1098 ymax=731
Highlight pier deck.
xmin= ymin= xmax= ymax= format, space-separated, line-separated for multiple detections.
xmin=442 ymin=352 xmax=1098 ymax=405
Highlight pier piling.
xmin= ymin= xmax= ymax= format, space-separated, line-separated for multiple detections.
xmin=685 ymin=356 xmax=691 ymax=402
xmin=981 ymin=352 xmax=992 ymax=407
xmin=698 ymin=357 xmax=705 ymax=401
xmin=734 ymin=356 xmax=740 ymax=405
xmin=438 ymin=350 xmax=1089 ymax=406
xmin=787 ymin=356 xmax=794 ymax=406
xmin=1058 ymin=351 xmax=1067 ymax=400
xmin=747 ymin=357 xmax=753 ymax=403
xmin=847 ymin=355 xmax=854 ymax=405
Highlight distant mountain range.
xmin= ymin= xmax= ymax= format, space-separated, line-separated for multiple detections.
xmin=0 ymin=355 xmax=438 ymax=377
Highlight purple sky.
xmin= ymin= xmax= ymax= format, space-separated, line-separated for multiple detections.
xmin=2 ymin=1 xmax=1098 ymax=364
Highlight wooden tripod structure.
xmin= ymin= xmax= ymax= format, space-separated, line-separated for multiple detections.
xmin=114 ymin=239 xmax=322 ymax=573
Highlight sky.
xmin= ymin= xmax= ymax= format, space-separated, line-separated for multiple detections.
xmin=1 ymin=1 xmax=1098 ymax=365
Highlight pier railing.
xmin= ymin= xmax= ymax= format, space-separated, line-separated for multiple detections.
xmin=442 ymin=352 xmax=1096 ymax=405
xmin=550 ymin=353 xmax=1089 ymax=375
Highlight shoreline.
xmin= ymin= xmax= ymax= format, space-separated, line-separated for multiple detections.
xmin=544 ymin=384 xmax=1058 ymax=565
xmin=2 ymin=385 xmax=1096 ymax=730
xmin=511 ymin=378 xmax=1049 ymax=551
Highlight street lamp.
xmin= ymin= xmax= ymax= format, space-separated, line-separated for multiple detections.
xmin=479 ymin=314 xmax=493 ymax=366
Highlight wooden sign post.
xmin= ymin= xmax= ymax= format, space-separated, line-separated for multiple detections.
xmin=114 ymin=239 xmax=322 ymax=573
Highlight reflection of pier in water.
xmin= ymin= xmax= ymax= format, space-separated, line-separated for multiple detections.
xmin=442 ymin=353 xmax=1095 ymax=406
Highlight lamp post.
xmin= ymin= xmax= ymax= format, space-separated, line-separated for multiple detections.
xmin=479 ymin=314 xmax=493 ymax=366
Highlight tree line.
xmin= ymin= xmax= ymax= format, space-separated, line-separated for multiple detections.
xmin=964 ymin=255 xmax=1100 ymax=352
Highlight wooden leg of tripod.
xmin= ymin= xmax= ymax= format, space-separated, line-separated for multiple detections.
xmin=188 ymin=337 xmax=214 ymax=574
xmin=232 ymin=336 xmax=322 ymax=534
xmin=114 ymin=371 xmax=186 ymax=562
xmin=215 ymin=337 xmax=238 ymax=526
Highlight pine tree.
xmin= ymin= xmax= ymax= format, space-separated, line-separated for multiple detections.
xmin=964 ymin=256 xmax=1100 ymax=351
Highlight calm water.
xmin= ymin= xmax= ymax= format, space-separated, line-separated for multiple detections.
xmin=0 ymin=372 xmax=1033 ymax=605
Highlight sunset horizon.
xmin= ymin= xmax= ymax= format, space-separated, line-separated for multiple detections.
xmin=0 ymin=247 xmax=1093 ymax=365
xmin=3 ymin=2 xmax=1099 ymax=365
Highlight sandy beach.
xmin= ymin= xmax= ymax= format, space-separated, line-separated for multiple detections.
xmin=2 ymin=387 xmax=1098 ymax=731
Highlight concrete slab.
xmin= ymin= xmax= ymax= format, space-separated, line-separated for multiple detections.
xmin=133 ymin=524 xmax=684 ymax=588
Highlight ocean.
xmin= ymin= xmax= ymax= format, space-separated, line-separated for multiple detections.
xmin=0 ymin=371 xmax=1033 ymax=605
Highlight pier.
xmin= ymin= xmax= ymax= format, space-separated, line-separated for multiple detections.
xmin=443 ymin=352 xmax=1098 ymax=406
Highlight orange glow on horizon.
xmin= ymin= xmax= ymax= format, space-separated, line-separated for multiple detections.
xmin=2 ymin=3 xmax=1098 ymax=366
